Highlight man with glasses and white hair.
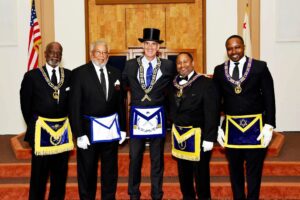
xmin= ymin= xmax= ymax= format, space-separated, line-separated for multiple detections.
xmin=69 ymin=40 xmax=126 ymax=200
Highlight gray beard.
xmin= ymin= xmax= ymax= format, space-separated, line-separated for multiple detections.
xmin=93 ymin=60 xmax=106 ymax=68
xmin=47 ymin=60 xmax=60 ymax=67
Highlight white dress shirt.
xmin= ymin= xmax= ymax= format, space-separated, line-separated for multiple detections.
xmin=92 ymin=62 xmax=109 ymax=98
xmin=229 ymin=56 xmax=246 ymax=79
xmin=178 ymin=71 xmax=195 ymax=85
xmin=46 ymin=63 xmax=60 ymax=83
xmin=137 ymin=56 xmax=162 ymax=82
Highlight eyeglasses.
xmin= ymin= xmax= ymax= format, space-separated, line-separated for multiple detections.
xmin=93 ymin=50 xmax=108 ymax=56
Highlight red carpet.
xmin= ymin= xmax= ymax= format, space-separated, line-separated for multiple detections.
xmin=0 ymin=132 xmax=300 ymax=199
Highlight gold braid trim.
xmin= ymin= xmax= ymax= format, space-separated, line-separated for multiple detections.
xmin=34 ymin=116 xmax=74 ymax=156
xmin=171 ymin=124 xmax=201 ymax=161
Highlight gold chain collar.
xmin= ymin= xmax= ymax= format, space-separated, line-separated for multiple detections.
xmin=39 ymin=66 xmax=65 ymax=91
xmin=137 ymin=56 xmax=161 ymax=94
xmin=224 ymin=58 xmax=253 ymax=94
xmin=224 ymin=58 xmax=253 ymax=86
xmin=173 ymin=73 xmax=201 ymax=97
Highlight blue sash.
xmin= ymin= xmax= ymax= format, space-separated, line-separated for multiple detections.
xmin=130 ymin=106 xmax=165 ymax=138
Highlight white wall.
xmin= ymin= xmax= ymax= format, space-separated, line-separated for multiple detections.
xmin=206 ymin=0 xmax=237 ymax=74
xmin=260 ymin=0 xmax=300 ymax=131
xmin=206 ymin=0 xmax=300 ymax=131
xmin=0 ymin=1 xmax=30 ymax=134
xmin=0 ymin=1 xmax=86 ymax=135
xmin=54 ymin=1 xmax=86 ymax=70
xmin=0 ymin=0 xmax=299 ymax=135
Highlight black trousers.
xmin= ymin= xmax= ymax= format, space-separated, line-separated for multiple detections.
xmin=177 ymin=148 xmax=212 ymax=200
xmin=226 ymin=148 xmax=267 ymax=200
xmin=29 ymin=151 xmax=69 ymax=200
xmin=77 ymin=141 xmax=119 ymax=200
xmin=128 ymin=137 xmax=165 ymax=200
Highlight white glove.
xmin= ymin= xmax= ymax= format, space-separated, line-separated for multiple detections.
xmin=119 ymin=131 xmax=126 ymax=144
xmin=77 ymin=135 xmax=90 ymax=149
xmin=217 ymin=126 xmax=225 ymax=148
xmin=202 ymin=140 xmax=214 ymax=152
xmin=257 ymin=124 xmax=274 ymax=147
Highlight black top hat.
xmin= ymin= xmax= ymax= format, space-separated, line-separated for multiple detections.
xmin=138 ymin=28 xmax=164 ymax=44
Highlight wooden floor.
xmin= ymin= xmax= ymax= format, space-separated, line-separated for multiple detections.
xmin=0 ymin=132 xmax=300 ymax=199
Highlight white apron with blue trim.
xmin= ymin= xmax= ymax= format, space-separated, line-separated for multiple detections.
xmin=86 ymin=113 xmax=121 ymax=143
xmin=130 ymin=106 xmax=165 ymax=138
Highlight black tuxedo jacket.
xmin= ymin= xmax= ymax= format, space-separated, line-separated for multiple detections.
xmin=20 ymin=66 xmax=71 ymax=145
xmin=169 ymin=74 xmax=219 ymax=142
xmin=122 ymin=57 xmax=175 ymax=107
xmin=213 ymin=57 xmax=276 ymax=127
xmin=69 ymin=62 xmax=125 ymax=139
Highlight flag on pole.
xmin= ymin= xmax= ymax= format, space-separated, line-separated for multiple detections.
xmin=27 ymin=0 xmax=42 ymax=71
xmin=242 ymin=6 xmax=252 ymax=57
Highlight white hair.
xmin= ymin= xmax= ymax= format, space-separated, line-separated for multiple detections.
xmin=90 ymin=40 xmax=109 ymax=53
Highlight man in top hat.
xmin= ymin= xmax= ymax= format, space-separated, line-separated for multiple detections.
xmin=122 ymin=28 xmax=176 ymax=200
xmin=213 ymin=35 xmax=276 ymax=199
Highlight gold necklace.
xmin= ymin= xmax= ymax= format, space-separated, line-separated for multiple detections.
xmin=224 ymin=58 xmax=253 ymax=94
xmin=173 ymin=73 xmax=201 ymax=97
xmin=39 ymin=67 xmax=65 ymax=100
xmin=137 ymin=56 xmax=161 ymax=102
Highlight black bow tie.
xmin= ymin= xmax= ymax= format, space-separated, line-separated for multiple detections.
xmin=178 ymin=76 xmax=188 ymax=82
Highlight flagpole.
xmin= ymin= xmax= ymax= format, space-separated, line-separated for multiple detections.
xmin=27 ymin=0 xmax=42 ymax=71
xmin=243 ymin=3 xmax=252 ymax=57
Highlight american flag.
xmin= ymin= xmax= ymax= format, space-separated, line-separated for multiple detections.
xmin=27 ymin=0 xmax=42 ymax=71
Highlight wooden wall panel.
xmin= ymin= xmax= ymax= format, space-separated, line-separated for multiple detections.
xmin=88 ymin=1 xmax=126 ymax=49
xmin=96 ymin=0 xmax=195 ymax=4
xmin=166 ymin=0 xmax=204 ymax=72
xmin=125 ymin=7 xmax=166 ymax=47
xmin=87 ymin=0 xmax=205 ymax=72
xmin=36 ymin=0 xmax=55 ymax=66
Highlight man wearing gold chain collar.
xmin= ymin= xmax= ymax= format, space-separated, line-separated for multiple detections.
xmin=169 ymin=52 xmax=219 ymax=200
xmin=213 ymin=35 xmax=276 ymax=200
xmin=122 ymin=28 xmax=175 ymax=200
xmin=20 ymin=42 xmax=73 ymax=200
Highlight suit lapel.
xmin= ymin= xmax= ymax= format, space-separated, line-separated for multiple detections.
xmin=147 ymin=58 xmax=165 ymax=89
xmin=134 ymin=59 xmax=141 ymax=86
xmin=130 ymin=59 xmax=144 ymax=91
xmin=176 ymin=72 xmax=197 ymax=108
xmin=39 ymin=66 xmax=52 ymax=94
xmin=42 ymin=66 xmax=50 ymax=78
xmin=242 ymin=57 xmax=249 ymax=75
xmin=107 ymin=65 xmax=116 ymax=101
xmin=87 ymin=62 xmax=106 ymax=99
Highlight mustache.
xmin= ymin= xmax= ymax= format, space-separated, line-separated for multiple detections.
xmin=93 ymin=60 xmax=107 ymax=67
xmin=47 ymin=60 xmax=60 ymax=66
